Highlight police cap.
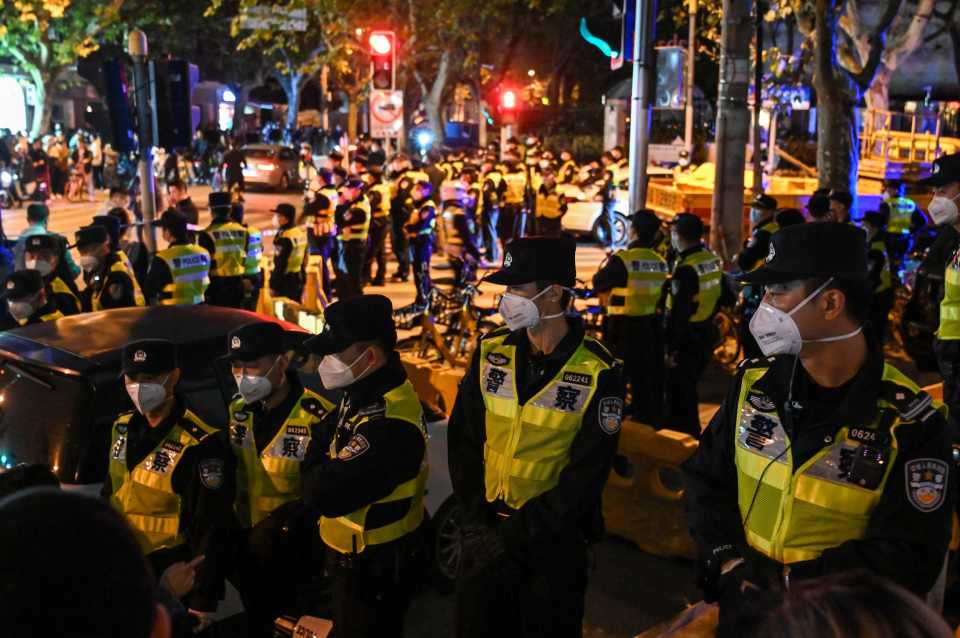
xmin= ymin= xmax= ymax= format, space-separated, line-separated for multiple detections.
xmin=24 ymin=234 xmax=58 ymax=254
xmin=484 ymin=236 xmax=576 ymax=287
xmin=4 ymin=270 xmax=42 ymax=301
xmin=72 ymin=225 xmax=109 ymax=249
xmin=752 ymin=193 xmax=778 ymax=211
xmin=208 ymin=191 xmax=232 ymax=211
xmin=919 ymin=152 xmax=960 ymax=187
xmin=226 ymin=322 xmax=288 ymax=361
xmin=671 ymin=213 xmax=704 ymax=240
xmin=303 ymin=294 xmax=397 ymax=356
xmin=121 ymin=338 xmax=177 ymax=376
xmin=270 ymin=203 xmax=297 ymax=221
xmin=630 ymin=209 xmax=661 ymax=240
xmin=739 ymin=222 xmax=868 ymax=285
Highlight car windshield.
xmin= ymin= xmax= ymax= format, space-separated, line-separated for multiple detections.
xmin=243 ymin=148 xmax=275 ymax=159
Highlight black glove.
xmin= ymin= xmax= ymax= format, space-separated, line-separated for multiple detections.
xmin=698 ymin=544 xmax=742 ymax=603
xmin=459 ymin=526 xmax=507 ymax=578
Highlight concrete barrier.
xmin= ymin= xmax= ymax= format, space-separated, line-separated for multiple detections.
xmin=399 ymin=354 xmax=465 ymax=416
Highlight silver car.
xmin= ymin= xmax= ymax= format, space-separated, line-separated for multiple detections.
xmin=241 ymin=144 xmax=301 ymax=191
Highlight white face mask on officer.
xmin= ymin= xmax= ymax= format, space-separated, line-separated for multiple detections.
xmin=928 ymin=192 xmax=960 ymax=226
xmin=670 ymin=231 xmax=681 ymax=252
xmin=748 ymin=277 xmax=863 ymax=357
xmin=234 ymin=357 xmax=280 ymax=403
xmin=317 ymin=347 xmax=375 ymax=390
xmin=126 ymin=375 xmax=170 ymax=415
xmin=7 ymin=295 xmax=38 ymax=322
xmin=750 ymin=208 xmax=765 ymax=224
xmin=25 ymin=258 xmax=54 ymax=276
xmin=80 ymin=254 xmax=99 ymax=272
xmin=498 ymin=286 xmax=566 ymax=331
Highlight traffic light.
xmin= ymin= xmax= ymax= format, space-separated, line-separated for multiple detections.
xmin=501 ymin=90 xmax=516 ymax=110
xmin=499 ymin=88 xmax=518 ymax=124
xmin=155 ymin=60 xmax=199 ymax=151
xmin=369 ymin=30 xmax=396 ymax=90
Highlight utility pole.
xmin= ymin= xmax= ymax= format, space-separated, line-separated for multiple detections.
xmin=684 ymin=0 xmax=697 ymax=156
xmin=627 ymin=0 xmax=657 ymax=215
xmin=128 ymin=29 xmax=158 ymax=254
xmin=710 ymin=0 xmax=752 ymax=261
xmin=752 ymin=1 xmax=764 ymax=197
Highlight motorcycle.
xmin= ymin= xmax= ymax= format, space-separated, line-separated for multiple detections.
xmin=0 ymin=168 xmax=23 ymax=209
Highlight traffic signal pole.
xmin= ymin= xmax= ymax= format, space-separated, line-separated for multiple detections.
xmin=128 ymin=29 xmax=158 ymax=255
xmin=627 ymin=0 xmax=656 ymax=216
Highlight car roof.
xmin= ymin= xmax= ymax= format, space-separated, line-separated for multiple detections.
xmin=242 ymin=144 xmax=289 ymax=151
xmin=0 ymin=306 xmax=307 ymax=375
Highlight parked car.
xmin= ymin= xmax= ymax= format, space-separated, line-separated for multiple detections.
xmin=241 ymin=144 xmax=300 ymax=191
xmin=559 ymin=184 xmax=630 ymax=247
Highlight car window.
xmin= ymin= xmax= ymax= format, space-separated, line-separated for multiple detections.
xmin=279 ymin=149 xmax=296 ymax=161
xmin=242 ymin=148 xmax=273 ymax=159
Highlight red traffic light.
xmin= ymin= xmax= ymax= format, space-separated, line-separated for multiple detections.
xmin=369 ymin=32 xmax=393 ymax=55
xmin=502 ymin=90 xmax=516 ymax=110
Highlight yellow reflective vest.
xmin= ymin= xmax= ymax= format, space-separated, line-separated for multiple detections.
xmin=870 ymin=238 xmax=892 ymax=294
xmin=278 ymin=226 xmax=308 ymax=274
xmin=229 ymin=390 xmax=333 ymax=528
xmin=339 ymin=197 xmax=372 ymax=242
xmin=670 ymin=248 xmax=723 ymax=322
xmin=939 ymin=248 xmax=960 ymax=339
xmin=92 ymin=253 xmax=146 ymax=311
xmin=535 ymin=189 xmax=564 ymax=219
xmin=479 ymin=329 xmax=615 ymax=509
xmin=884 ymin=196 xmax=917 ymax=235
xmin=735 ymin=363 xmax=939 ymax=564
xmin=156 ymin=243 xmax=211 ymax=306
xmin=319 ymin=381 xmax=427 ymax=554
xmin=607 ymin=247 xmax=668 ymax=317
xmin=108 ymin=410 xmax=216 ymax=554
xmin=503 ymin=170 xmax=528 ymax=205
xmin=244 ymin=228 xmax=263 ymax=277
xmin=315 ymin=186 xmax=338 ymax=236
xmin=205 ymin=221 xmax=249 ymax=277
xmin=49 ymin=276 xmax=80 ymax=314
xmin=369 ymin=183 xmax=392 ymax=219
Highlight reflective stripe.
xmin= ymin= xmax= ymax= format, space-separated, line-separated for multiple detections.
xmin=157 ymin=244 xmax=211 ymax=305
xmin=205 ymin=222 xmax=248 ymax=277
xmin=607 ymin=248 xmax=668 ymax=317
xmin=108 ymin=410 xmax=216 ymax=554
xmin=244 ymin=229 xmax=263 ymax=276
xmin=279 ymin=226 xmax=308 ymax=273
xmin=319 ymin=381 xmax=427 ymax=554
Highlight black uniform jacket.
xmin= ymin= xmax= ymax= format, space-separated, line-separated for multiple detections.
xmin=448 ymin=318 xmax=624 ymax=553
xmin=682 ymin=349 xmax=956 ymax=596
xmin=101 ymin=398 xmax=239 ymax=611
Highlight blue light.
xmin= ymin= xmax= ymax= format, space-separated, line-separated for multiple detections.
xmin=579 ymin=18 xmax=618 ymax=59
xmin=416 ymin=130 xmax=433 ymax=148
xmin=0 ymin=455 xmax=6 ymax=465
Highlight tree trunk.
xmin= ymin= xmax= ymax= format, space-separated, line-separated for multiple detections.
xmin=347 ymin=93 xmax=359 ymax=141
xmin=812 ymin=0 xmax=858 ymax=193
xmin=864 ymin=0 xmax=936 ymax=113
xmin=424 ymin=51 xmax=451 ymax=150
xmin=283 ymin=74 xmax=302 ymax=131
xmin=232 ymin=83 xmax=251 ymax=135
xmin=28 ymin=68 xmax=51 ymax=140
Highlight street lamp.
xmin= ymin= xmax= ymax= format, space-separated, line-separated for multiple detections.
xmin=127 ymin=28 xmax=157 ymax=254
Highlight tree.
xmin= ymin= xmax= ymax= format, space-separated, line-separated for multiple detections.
xmin=0 ymin=0 xmax=125 ymax=139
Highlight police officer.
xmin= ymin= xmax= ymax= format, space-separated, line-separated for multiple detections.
xmin=362 ymin=167 xmax=391 ymax=287
xmin=442 ymin=171 xmax=482 ymax=287
xmin=389 ymin=172 xmax=416 ymax=283
xmin=103 ymin=338 xmax=237 ymax=632
xmin=828 ymin=190 xmax=854 ymax=224
xmin=199 ymin=191 xmax=249 ymax=308
xmin=501 ymin=154 xmax=530 ymax=240
xmin=449 ymin=237 xmax=624 ymax=638
xmin=334 ymin=179 xmax=371 ymax=300
xmin=592 ymin=210 xmax=668 ymax=423
xmin=144 ymin=209 xmax=211 ymax=306
xmin=479 ymin=158 xmax=506 ymax=265
xmin=864 ymin=210 xmax=894 ymax=344
xmin=736 ymin=194 xmax=781 ymax=359
xmin=883 ymin=179 xmax=919 ymax=236
xmin=0 ymin=269 xmax=65 ymax=328
xmin=223 ymin=322 xmax=334 ymax=634
xmin=303 ymin=172 xmax=337 ymax=300
xmin=300 ymin=295 xmax=427 ymax=637
xmin=683 ymin=223 xmax=955 ymax=637
xmin=533 ymin=169 xmax=567 ymax=238
xmin=75 ymin=224 xmax=145 ymax=311
xmin=665 ymin=214 xmax=722 ymax=438
xmin=405 ymin=180 xmax=437 ymax=306
xmin=230 ymin=203 xmax=264 ymax=311
xmin=23 ymin=234 xmax=81 ymax=315
xmin=598 ymin=152 xmax=619 ymax=249
xmin=270 ymin=203 xmax=308 ymax=302
xmin=923 ymin=153 xmax=960 ymax=432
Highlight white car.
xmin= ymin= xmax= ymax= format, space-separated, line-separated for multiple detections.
xmin=559 ymin=184 xmax=630 ymax=247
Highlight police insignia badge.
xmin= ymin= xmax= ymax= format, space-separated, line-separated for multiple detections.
xmin=766 ymin=243 xmax=776 ymax=263
xmin=906 ymin=458 xmax=948 ymax=512
xmin=233 ymin=411 xmax=249 ymax=422
xmin=598 ymin=397 xmax=623 ymax=435
xmin=503 ymin=252 xmax=513 ymax=267
xmin=199 ymin=459 xmax=225 ymax=490
xmin=747 ymin=392 xmax=776 ymax=413
xmin=338 ymin=434 xmax=370 ymax=461
xmin=486 ymin=352 xmax=510 ymax=366
xmin=133 ymin=350 xmax=147 ymax=363
xmin=231 ymin=336 xmax=242 ymax=350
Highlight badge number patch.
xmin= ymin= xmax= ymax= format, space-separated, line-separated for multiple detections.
xmin=906 ymin=458 xmax=948 ymax=512
xmin=599 ymin=397 xmax=623 ymax=435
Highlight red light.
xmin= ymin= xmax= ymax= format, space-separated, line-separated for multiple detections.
xmin=502 ymin=90 xmax=516 ymax=109
xmin=369 ymin=33 xmax=392 ymax=55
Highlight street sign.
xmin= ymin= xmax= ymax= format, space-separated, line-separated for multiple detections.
xmin=239 ymin=7 xmax=307 ymax=31
xmin=370 ymin=89 xmax=404 ymax=138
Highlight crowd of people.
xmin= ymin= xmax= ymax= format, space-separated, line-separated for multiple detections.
xmin=4 ymin=120 xmax=960 ymax=638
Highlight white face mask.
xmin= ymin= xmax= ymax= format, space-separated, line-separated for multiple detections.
xmin=750 ymin=208 xmax=765 ymax=224
xmin=234 ymin=357 xmax=279 ymax=404
xmin=317 ymin=347 xmax=374 ymax=390
xmin=7 ymin=298 xmax=36 ymax=321
xmin=498 ymin=286 xmax=566 ymax=331
xmin=670 ymin=231 xmax=681 ymax=252
xmin=25 ymin=259 xmax=53 ymax=276
xmin=748 ymin=278 xmax=863 ymax=357
xmin=272 ymin=215 xmax=281 ymax=228
xmin=125 ymin=375 xmax=170 ymax=415
xmin=928 ymin=193 xmax=960 ymax=226
xmin=80 ymin=255 xmax=99 ymax=272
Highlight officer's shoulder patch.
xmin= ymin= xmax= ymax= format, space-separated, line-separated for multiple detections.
xmin=356 ymin=401 xmax=386 ymax=420
xmin=486 ymin=352 xmax=510 ymax=366
xmin=180 ymin=419 xmax=208 ymax=441
xmin=337 ymin=434 xmax=370 ymax=461
xmin=481 ymin=325 xmax=512 ymax=341
xmin=583 ymin=338 xmax=616 ymax=366
xmin=880 ymin=380 xmax=937 ymax=423
xmin=905 ymin=458 xmax=948 ymax=512
xmin=198 ymin=458 xmax=225 ymax=490
xmin=301 ymin=396 xmax=329 ymax=419
xmin=598 ymin=397 xmax=624 ymax=435
xmin=746 ymin=391 xmax=776 ymax=413
xmin=232 ymin=410 xmax=249 ymax=423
